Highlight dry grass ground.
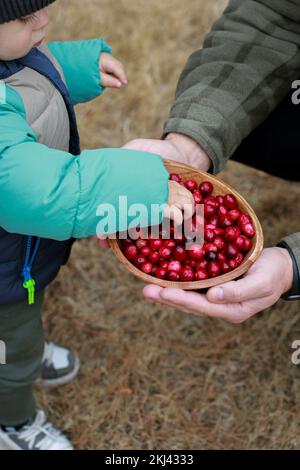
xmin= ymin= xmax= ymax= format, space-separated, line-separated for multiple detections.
xmin=37 ymin=0 xmax=300 ymax=449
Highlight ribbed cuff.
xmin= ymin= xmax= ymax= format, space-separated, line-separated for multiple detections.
xmin=277 ymin=237 xmax=300 ymax=300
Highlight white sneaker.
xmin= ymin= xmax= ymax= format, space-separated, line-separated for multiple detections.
xmin=35 ymin=342 xmax=80 ymax=388
xmin=0 ymin=410 xmax=73 ymax=450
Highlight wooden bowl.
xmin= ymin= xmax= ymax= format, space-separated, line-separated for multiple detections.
xmin=109 ymin=160 xmax=264 ymax=290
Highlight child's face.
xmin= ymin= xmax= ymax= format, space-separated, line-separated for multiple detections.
xmin=0 ymin=8 xmax=49 ymax=60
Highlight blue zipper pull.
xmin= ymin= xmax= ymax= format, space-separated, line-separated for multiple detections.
xmin=22 ymin=236 xmax=40 ymax=305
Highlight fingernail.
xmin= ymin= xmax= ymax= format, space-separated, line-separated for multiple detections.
xmin=213 ymin=288 xmax=224 ymax=301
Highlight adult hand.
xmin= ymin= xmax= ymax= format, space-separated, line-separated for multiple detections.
xmin=143 ymin=248 xmax=294 ymax=323
xmin=123 ymin=133 xmax=212 ymax=172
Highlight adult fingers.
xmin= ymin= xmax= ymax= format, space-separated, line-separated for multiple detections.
xmin=207 ymin=272 xmax=272 ymax=304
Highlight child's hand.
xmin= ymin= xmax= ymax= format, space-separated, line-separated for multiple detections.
xmin=99 ymin=53 xmax=128 ymax=89
xmin=164 ymin=181 xmax=195 ymax=226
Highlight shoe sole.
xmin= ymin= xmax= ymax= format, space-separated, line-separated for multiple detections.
xmin=35 ymin=354 xmax=80 ymax=389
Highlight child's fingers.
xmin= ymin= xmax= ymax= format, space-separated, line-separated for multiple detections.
xmin=101 ymin=72 xmax=123 ymax=89
xmin=101 ymin=54 xmax=128 ymax=84
xmin=163 ymin=205 xmax=183 ymax=226
xmin=168 ymin=182 xmax=195 ymax=219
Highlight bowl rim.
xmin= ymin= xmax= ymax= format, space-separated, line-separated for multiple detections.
xmin=109 ymin=160 xmax=264 ymax=290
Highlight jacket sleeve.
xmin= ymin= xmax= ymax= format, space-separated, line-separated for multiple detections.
xmin=47 ymin=38 xmax=112 ymax=105
xmin=0 ymin=86 xmax=169 ymax=241
xmin=164 ymin=0 xmax=300 ymax=174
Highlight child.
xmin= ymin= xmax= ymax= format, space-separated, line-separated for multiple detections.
xmin=0 ymin=0 xmax=193 ymax=450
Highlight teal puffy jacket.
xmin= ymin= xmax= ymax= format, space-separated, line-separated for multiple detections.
xmin=0 ymin=39 xmax=169 ymax=305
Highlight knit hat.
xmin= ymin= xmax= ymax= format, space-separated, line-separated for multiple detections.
xmin=0 ymin=0 xmax=56 ymax=24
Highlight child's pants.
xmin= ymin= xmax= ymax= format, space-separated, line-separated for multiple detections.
xmin=0 ymin=290 xmax=45 ymax=426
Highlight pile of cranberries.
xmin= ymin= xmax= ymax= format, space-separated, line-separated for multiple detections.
xmin=121 ymin=174 xmax=256 ymax=282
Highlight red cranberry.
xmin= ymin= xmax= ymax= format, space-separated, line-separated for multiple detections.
xmin=207 ymin=261 xmax=221 ymax=277
xmin=228 ymin=209 xmax=240 ymax=223
xmin=174 ymin=245 xmax=187 ymax=262
xmin=214 ymin=236 xmax=226 ymax=251
xmin=226 ymin=243 xmax=239 ymax=259
xmin=156 ymin=268 xmax=167 ymax=280
xmin=243 ymin=237 xmax=252 ymax=252
xmin=228 ymin=259 xmax=238 ymax=270
xmin=204 ymin=203 xmax=217 ymax=218
xmin=149 ymin=251 xmax=160 ymax=264
xmin=140 ymin=262 xmax=153 ymax=274
xmin=216 ymin=195 xmax=224 ymax=205
xmin=163 ymin=239 xmax=177 ymax=250
xmin=220 ymin=261 xmax=231 ymax=274
xmin=122 ymin=238 xmax=134 ymax=246
xmin=200 ymin=181 xmax=213 ymax=196
xmin=124 ymin=244 xmax=138 ymax=260
xmin=235 ymin=235 xmax=252 ymax=252
xmin=235 ymin=235 xmax=245 ymax=251
xmin=214 ymin=227 xmax=224 ymax=237
xmin=140 ymin=246 xmax=152 ymax=257
xmin=170 ymin=173 xmax=182 ymax=183
xmin=205 ymin=195 xmax=217 ymax=205
xmin=234 ymin=252 xmax=244 ymax=266
xmin=193 ymin=190 xmax=203 ymax=204
xmin=159 ymin=247 xmax=172 ymax=259
xmin=136 ymin=239 xmax=148 ymax=250
xmin=224 ymin=194 xmax=238 ymax=209
xmin=224 ymin=226 xmax=241 ymax=242
xmin=180 ymin=266 xmax=195 ymax=282
xmin=242 ymin=223 xmax=255 ymax=238
xmin=209 ymin=215 xmax=218 ymax=226
xmin=238 ymin=213 xmax=252 ymax=229
xmin=184 ymin=179 xmax=198 ymax=192
xmin=217 ymin=252 xmax=227 ymax=263
xmin=204 ymin=228 xmax=215 ymax=242
xmin=168 ymin=260 xmax=182 ymax=274
xmin=167 ymin=271 xmax=180 ymax=281
xmin=160 ymin=261 xmax=169 ymax=269
xmin=196 ymin=259 xmax=208 ymax=270
xmin=218 ymin=214 xmax=232 ymax=228
xmin=195 ymin=268 xmax=209 ymax=281
xmin=186 ymin=260 xmax=197 ymax=268
xmin=218 ymin=204 xmax=228 ymax=216
xmin=204 ymin=242 xmax=218 ymax=253
xmin=205 ymin=223 xmax=216 ymax=230
xmin=206 ymin=251 xmax=217 ymax=261
xmin=188 ymin=244 xmax=205 ymax=260
xmin=133 ymin=254 xmax=147 ymax=267
xmin=149 ymin=239 xmax=163 ymax=250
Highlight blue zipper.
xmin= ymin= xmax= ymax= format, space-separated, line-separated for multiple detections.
xmin=21 ymin=236 xmax=40 ymax=305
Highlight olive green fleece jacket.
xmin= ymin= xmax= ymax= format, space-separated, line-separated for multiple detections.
xmin=164 ymin=0 xmax=300 ymax=286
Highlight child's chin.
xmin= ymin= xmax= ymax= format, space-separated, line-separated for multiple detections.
xmin=33 ymin=39 xmax=44 ymax=47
